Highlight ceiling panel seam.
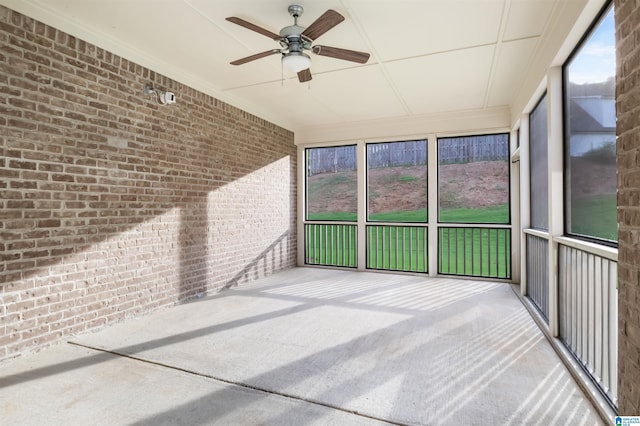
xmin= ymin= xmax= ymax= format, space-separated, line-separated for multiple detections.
xmin=380 ymin=42 xmax=504 ymax=65
xmin=483 ymin=0 xmax=512 ymax=108
xmin=182 ymin=0 xmax=284 ymax=90
xmin=340 ymin=0 xmax=413 ymax=116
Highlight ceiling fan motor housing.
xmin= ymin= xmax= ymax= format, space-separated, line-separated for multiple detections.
xmin=280 ymin=25 xmax=309 ymax=53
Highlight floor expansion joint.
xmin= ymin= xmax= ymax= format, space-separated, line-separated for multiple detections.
xmin=68 ymin=341 xmax=406 ymax=426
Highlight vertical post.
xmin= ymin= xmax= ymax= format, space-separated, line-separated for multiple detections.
xmin=357 ymin=141 xmax=367 ymax=271
xmin=510 ymin=127 xmax=521 ymax=283
xmin=297 ymin=146 xmax=306 ymax=266
xmin=427 ymin=133 xmax=439 ymax=276
xmin=519 ymin=114 xmax=530 ymax=297
xmin=547 ymin=66 xmax=564 ymax=337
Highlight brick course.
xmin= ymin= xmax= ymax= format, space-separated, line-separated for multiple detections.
xmin=616 ymin=0 xmax=640 ymax=415
xmin=0 ymin=6 xmax=296 ymax=361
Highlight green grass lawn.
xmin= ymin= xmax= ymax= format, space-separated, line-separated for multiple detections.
xmin=368 ymin=209 xmax=428 ymax=222
xmin=439 ymin=204 xmax=509 ymax=223
xmin=570 ymin=194 xmax=617 ymax=241
xmin=309 ymin=204 xmax=509 ymax=224
xmin=307 ymin=204 xmax=509 ymax=223
xmin=307 ymin=212 xmax=357 ymax=221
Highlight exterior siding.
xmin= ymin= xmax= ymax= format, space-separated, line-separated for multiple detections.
xmin=0 ymin=6 xmax=297 ymax=361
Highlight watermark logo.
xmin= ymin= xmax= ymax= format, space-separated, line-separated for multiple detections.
xmin=616 ymin=416 xmax=640 ymax=426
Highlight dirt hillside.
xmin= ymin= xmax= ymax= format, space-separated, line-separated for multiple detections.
xmin=308 ymin=161 xmax=510 ymax=214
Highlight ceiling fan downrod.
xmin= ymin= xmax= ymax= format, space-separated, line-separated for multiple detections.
xmin=281 ymin=4 xmax=307 ymax=54
xmin=288 ymin=4 xmax=304 ymax=24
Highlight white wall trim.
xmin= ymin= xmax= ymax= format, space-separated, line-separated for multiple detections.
xmin=295 ymin=107 xmax=511 ymax=146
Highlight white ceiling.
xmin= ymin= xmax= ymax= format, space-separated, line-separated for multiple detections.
xmin=3 ymin=0 xmax=593 ymax=140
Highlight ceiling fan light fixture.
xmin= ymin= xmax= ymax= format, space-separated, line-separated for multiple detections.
xmin=282 ymin=52 xmax=310 ymax=73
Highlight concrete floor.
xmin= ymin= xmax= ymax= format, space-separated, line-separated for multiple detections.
xmin=0 ymin=268 xmax=604 ymax=425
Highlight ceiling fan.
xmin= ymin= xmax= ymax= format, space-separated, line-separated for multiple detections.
xmin=227 ymin=4 xmax=370 ymax=82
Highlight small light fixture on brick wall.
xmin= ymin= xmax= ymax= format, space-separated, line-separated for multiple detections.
xmin=144 ymin=84 xmax=176 ymax=105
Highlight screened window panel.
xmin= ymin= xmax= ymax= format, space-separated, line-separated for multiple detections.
xmin=306 ymin=146 xmax=357 ymax=221
xmin=367 ymin=140 xmax=427 ymax=222
xmin=564 ymin=4 xmax=617 ymax=242
xmin=530 ymin=95 xmax=549 ymax=230
xmin=437 ymin=134 xmax=510 ymax=224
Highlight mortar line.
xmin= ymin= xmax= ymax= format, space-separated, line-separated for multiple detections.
xmin=68 ymin=341 xmax=407 ymax=426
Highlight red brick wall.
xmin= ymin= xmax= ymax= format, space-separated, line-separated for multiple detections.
xmin=616 ymin=0 xmax=640 ymax=415
xmin=0 ymin=6 xmax=297 ymax=361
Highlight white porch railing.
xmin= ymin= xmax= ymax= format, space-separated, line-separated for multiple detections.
xmin=525 ymin=233 xmax=549 ymax=321
xmin=558 ymin=240 xmax=618 ymax=406
xmin=522 ymin=231 xmax=618 ymax=409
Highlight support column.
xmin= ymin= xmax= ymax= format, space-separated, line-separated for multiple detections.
xmin=510 ymin=127 xmax=521 ymax=284
xmin=297 ymin=146 xmax=305 ymax=266
xmin=357 ymin=141 xmax=367 ymax=271
xmin=427 ymin=134 xmax=438 ymax=277
xmin=519 ymin=114 xmax=530 ymax=297
xmin=547 ymin=66 xmax=564 ymax=337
